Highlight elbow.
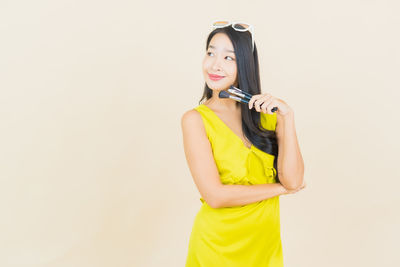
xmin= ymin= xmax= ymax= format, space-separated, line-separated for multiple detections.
xmin=208 ymin=195 xmax=222 ymax=209
xmin=280 ymin=176 xmax=304 ymax=191
xmin=203 ymin=184 xmax=225 ymax=209
xmin=201 ymin=194 xmax=221 ymax=209
xmin=279 ymin=166 xmax=304 ymax=190
xmin=205 ymin=193 xmax=223 ymax=209
xmin=282 ymin=183 xmax=301 ymax=191
xmin=203 ymin=198 xmax=219 ymax=209
xmin=209 ymin=200 xmax=220 ymax=209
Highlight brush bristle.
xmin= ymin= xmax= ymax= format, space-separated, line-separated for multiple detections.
xmin=219 ymin=90 xmax=231 ymax=98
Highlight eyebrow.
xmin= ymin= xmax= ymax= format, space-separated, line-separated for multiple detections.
xmin=208 ymin=45 xmax=235 ymax=53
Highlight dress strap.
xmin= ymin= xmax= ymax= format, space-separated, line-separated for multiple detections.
xmin=193 ymin=104 xmax=216 ymax=141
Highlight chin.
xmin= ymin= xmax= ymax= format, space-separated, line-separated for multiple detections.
xmin=206 ymin=82 xmax=230 ymax=91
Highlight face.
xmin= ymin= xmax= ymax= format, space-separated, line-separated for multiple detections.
xmin=202 ymin=33 xmax=238 ymax=91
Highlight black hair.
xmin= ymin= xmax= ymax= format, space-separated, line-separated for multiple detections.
xmin=199 ymin=25 xmax=280 ymax=183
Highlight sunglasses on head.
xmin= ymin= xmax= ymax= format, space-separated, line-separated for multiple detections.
xmin=211 ymin=20 xmax=255 ymax=52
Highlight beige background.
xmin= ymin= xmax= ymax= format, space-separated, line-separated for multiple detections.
xmin=1 ymin=0 xmax=399 ymax=266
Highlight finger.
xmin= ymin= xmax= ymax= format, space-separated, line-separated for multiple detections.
xmin=248 ymin=95 xmax=256 ymax=109
xmin=266 ymin=99 xmax=280 ymax=114
xmin=254 ymin=95 xmax=272 ymax=112
xmin=248 ymin=94 xmax=263 ymax=110
xmin=258 ymin=100 xmax=267 ymax=113
xmin=254 ymin=99 xmax=262 ymax=112
xmin=249 ymin=95 xmax=260 ymax=109
xmin=260 ymin=97 xmax=274 ymax=114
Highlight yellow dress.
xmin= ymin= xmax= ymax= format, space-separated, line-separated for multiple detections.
xmin=185 ymin=104 xmax=283 ymax=267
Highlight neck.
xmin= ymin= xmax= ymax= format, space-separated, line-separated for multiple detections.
xmin=204 ymin=90 xmax=240 ymax=112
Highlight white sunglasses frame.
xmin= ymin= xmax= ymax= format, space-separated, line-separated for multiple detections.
xmin=211 ymin=20 xmax=255 ymax=52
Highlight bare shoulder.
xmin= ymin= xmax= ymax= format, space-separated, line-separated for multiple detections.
xmin=181 ymin=108 xmax=207 ymax=144
xmin=181 ymin=108 xmax=202 ymax=127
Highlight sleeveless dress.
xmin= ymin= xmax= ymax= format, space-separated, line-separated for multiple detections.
xmin=185 ymin=104 xmax=283 ymax=267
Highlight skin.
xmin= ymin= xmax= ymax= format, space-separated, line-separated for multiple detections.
xmin=201 ymin=33 xmax=251 ymax=148
xmin=181 ymin=33 xmax=305 ymax=208
xmin=247 ymin=89 xmax=306 ymax=191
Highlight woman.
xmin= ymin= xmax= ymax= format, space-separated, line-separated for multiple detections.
xmin=181 ymin=21 xmax=306 ymax=267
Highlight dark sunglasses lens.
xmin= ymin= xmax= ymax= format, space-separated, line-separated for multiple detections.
xmin=233 ymin=23 xmax=250 ymax=30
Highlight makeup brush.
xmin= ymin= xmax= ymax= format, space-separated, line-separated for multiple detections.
xmin=219 ymin=90 xmax=248 ymax=103
xmin=228 ymin=85 xmax=252 ymax=100
xmin=219 ymin=87 xmax=278 ymax=113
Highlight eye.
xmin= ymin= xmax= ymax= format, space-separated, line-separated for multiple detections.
xmin=207 ymin=52 xmax=235 ymax=61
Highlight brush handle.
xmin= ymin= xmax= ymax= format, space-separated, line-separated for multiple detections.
xmin=239 ymin=98 xmax=278 ymax=113
xmin=230 ymin=85 xmax=252 ymax=98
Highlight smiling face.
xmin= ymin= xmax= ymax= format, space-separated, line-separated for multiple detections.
xmin=202 ymin=33 xmax=238 ymax=91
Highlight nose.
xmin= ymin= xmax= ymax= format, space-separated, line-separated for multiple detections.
xmin=211 ymin=56 xmax=223 ymax=71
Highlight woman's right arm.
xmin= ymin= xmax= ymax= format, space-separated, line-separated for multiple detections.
xmin=181 ymin=109 xmax=298 ymax=209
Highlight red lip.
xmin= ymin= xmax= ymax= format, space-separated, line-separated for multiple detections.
xmin=208 ymin=73 xmax=224 ymax=81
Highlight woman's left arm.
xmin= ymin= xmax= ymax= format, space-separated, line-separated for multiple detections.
xmin=249 ymin=93 xmax=305 ymax=190
xmin=275 ymin=110 xmax=304 ymax=190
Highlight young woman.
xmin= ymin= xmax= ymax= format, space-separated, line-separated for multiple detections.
xmin=181 ymin=21 xmax=306 ymax=267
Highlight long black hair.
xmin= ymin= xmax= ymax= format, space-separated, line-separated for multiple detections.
xmin=199 ymin=25 xmax=280 ymax=183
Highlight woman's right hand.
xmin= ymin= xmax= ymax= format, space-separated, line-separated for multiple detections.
xmin=281 ymin=180 xmax=307 ymax=195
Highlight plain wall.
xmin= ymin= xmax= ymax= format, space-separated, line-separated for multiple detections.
xmin=1 ymin=0 xmax=399 ymax=266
